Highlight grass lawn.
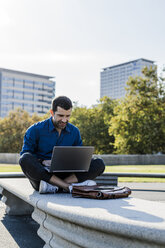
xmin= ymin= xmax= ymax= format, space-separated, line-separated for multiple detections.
xmin=0 ymin=164 xmax=22 ymax=172
xmin=105 ymin=165 xmax=165 ymax=183
xmin=0 ymin=164 xmax=165 ymax=182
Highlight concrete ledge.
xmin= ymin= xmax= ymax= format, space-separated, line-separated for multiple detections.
xmin=1 ymin=178 xmax=165 ymax=247
xmin=0 ymin=186 xmax=34 ymax=215
xmin=95 ymin=174 xmax=118 ymax=185
xmin=98 ymin=154 xmax=165 ymax=165
xmin=35 ymin=195 xmax=165 ymax=248
xmin=0 ymin=153 xmax=20 ymax=164
xmin=0 ymin=172 xmax=25 ymax=178
xmin=0 ymin=153 xmax=165 ymax=165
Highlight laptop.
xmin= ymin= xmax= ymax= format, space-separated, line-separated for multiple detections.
xmin=50 ymin=146 xmax=94 ymax=172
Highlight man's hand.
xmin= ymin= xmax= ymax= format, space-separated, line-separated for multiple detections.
xmin=42 ymin=160 xmax=51 ymax=167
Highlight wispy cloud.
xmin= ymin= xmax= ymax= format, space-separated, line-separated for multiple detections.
xmin=0 ymin=51 xmax=95 ymax=63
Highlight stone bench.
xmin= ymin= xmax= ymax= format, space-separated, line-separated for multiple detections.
xmin=0 ymin=178 xmax=165 ymax=248
xmin=96 ymin=173 xmax=118 ymax=185
xmin=0 ymin=172 xmax=118 ymax=185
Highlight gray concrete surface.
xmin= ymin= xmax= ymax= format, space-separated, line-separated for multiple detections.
xmin=0 ymin=182 xmax=165 ymax=247
xmin=0 ymin=197 xmax=45 ymax=248
xmin=32 ymin=185 xmax=165 ymax=248
xmin=0 ymin=153 xmax=20 ymax=164
xmin=118 ymin=182 xmax=165 ymax=202
xmin=99 ymin=154 xmax=165 ymax=165
xmin=1 ymin=152 xmax=165 ymax=165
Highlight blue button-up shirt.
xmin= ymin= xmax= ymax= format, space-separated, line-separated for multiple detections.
xmin=20 ymin=117 xmax=82 ymax=160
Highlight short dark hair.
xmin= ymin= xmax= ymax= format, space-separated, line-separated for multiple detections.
xmin=52 ymin=96 xmax=73 ymax=112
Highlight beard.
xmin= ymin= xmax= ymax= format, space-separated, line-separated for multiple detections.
xmin=54 ymin=120 xmax=68 ymax=129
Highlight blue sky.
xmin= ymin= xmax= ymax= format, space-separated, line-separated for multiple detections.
xmin=0 ymin=0 xmax=165 ymax=107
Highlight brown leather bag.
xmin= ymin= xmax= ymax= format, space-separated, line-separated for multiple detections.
xmin=72 ymin=185 xmax=131 ymax=200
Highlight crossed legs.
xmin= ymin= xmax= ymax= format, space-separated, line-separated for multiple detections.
xmin=19 ymin=152 xmax=105 ymax=192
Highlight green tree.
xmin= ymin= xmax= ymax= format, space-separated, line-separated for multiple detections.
xmin=0 ymin=108 xmax=42 ymax=153
xmin=70 ymin=97 xmax=116 ymax=154
xmin=109 ymin=66 xmax=165 ymax=154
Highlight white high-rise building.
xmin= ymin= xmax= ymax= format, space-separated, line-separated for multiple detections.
xmin=0 ymin=68 xmax=56 ymax=118
xmin=100 ymin=58 xmax=154 ymax=99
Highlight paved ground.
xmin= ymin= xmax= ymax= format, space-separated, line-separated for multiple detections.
xmin=0 ymin=198 xmax=45 ymax=248
xmin=118 ymin=182 xmax=165 ymax=202
xmin=0 ymin=182 xmax=165 ymax=247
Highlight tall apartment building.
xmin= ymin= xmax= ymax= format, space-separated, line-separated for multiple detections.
xmin=0 ymin=68 xmax=55 ymax=118
xmin=100 ymin=58 xmax=154 ymax=99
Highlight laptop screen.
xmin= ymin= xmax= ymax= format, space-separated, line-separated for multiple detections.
xmin=50 ymin=146 xmax=94 ymax=172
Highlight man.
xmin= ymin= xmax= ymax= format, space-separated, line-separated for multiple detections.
xmin=19 ymin=96 xmax=105 ymax=194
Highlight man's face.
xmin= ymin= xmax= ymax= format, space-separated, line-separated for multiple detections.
xmin=51 ymin=106 xmax=72 ymax=130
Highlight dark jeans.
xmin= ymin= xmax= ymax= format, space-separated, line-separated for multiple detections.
xmin=19 ymin=152 xmax=105 ymax=191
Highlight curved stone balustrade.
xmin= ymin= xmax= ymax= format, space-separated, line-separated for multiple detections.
xmin=0 ymin=178 xmax=165 ymax=248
